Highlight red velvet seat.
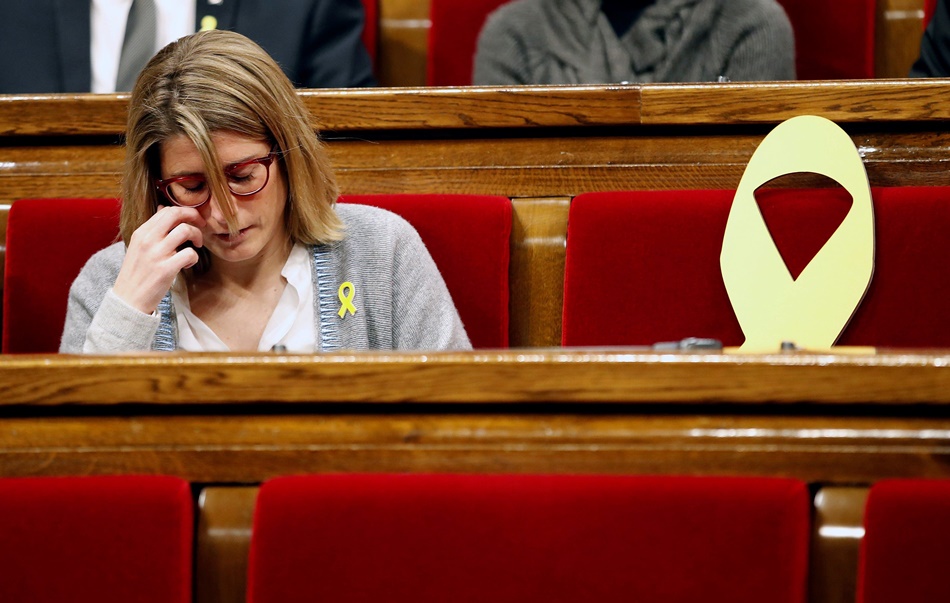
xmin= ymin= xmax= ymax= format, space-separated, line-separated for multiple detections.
xmin=858 ymin=479 xmax=950 ymax=603
xmin=339 ymin=194 xmax=511 ymax=348
xmin=561 ymin=187 xmax=950 ymax=347
xmin=3 ymin=194 xmax=511 ymax=353
xmin=3 ymin=197 xmax=122 ymax=354
xmin=925 ymin=0 xmax=939 ymax=27
xmin=247 ymin=473 xmax=810 ymax=603
xmin=427 ymin=0 xmax=509 ymax=86
xmin=0 ymin=475 xmax=193 ymax=603
xmin=776 ymin=0 xmax=876 ymax=79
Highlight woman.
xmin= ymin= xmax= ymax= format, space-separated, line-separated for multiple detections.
xmin=60 ymin=30 xmax=470 ymax=353
xmin=473 ymin=0 xmax=795 ymax=85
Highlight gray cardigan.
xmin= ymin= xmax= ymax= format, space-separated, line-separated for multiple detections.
xmin=473 ymin=0 xmax=795 ymax=85
xmin=60 ymin=204 xmax=472 ymax=353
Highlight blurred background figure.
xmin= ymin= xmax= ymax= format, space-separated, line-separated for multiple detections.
xmin=0 ymin=0 xmax=376 ymax=93
xmin=911 ymin=0 xmax=950 ymax=76
xmin=473 ymin=0 xmax=795 ymax=85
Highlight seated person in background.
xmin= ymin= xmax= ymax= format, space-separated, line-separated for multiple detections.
xmin=60 ymin=30 xmax=470 ymax=353
xmin=0 ymin=0 xmax=375 ymax=93
xmin=911 ymin=0 xmax=950 ymax=76
xmin=473 ymin=0 xmax=795 ymax=85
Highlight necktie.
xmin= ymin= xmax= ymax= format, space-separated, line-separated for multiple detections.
xmin=116 ymin=0 xmax=157 ymax=92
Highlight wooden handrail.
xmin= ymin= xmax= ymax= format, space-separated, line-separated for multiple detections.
xmin=3 ymin=349 xmax=950 ymax=406
xmin=4 ymin=79 xmax=950 ymax=136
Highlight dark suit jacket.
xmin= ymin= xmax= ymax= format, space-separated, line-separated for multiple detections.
xmin=912 ymin=0 xmax=950 ymax=77
xmin=0 ymin=0 xmax=376 ymax=93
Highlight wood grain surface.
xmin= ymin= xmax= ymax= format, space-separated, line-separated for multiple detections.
xmin=5 ymin=80 xmax=950 ymax=135
xmin=2 ymin=349 xmax=950 ymax=405
xmin=4 ymin=405 xmax=950 ymax=482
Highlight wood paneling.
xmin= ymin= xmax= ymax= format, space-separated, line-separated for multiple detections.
xmin=638 ymin=79 xmax=950 ymax=123
xmin=4 ymin=350 xmax=950 ymax=406
xmin=811 ymin=487 xmax=870 ymax=603
xmin=1 ymin=351 xmax=950 ymax=484
xmin=196 ymin=487 xmax=257 ymax=603
xmin=377 ymin=0 xmax=430 ymax=87
xmin=877 ymin=0 xmax=928 ymax=78
xmin=5 ymin=82 xmax=950 ymax=207
xmin=509 ymin=197 xmax=570 ymax=347
xmin=5 ymin=403 xmax=950 ymax=483
xmin=8 ymin=80 xmax=950 ymax=135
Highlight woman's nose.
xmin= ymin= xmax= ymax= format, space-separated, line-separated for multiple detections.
xmin=200 ymin=192 xmax=230 ymax=224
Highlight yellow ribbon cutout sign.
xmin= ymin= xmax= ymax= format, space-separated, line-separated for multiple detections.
xmin=720 ymin=115 xmax=875 ymax=353
xmin=338 ymin=281 xmax=357 ymax=318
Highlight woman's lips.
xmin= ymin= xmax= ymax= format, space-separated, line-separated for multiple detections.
xmin=215 ymin=226 xmax=250 ymax=244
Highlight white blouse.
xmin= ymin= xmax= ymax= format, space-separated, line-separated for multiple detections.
xmin=171 ymin=244 xmax=316 ymax=352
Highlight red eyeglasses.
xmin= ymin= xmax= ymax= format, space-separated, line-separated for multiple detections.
xmin=155 ymin=148 xmax=280 ymax=208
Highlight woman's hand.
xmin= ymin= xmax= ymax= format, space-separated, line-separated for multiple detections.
xmin=113 ymin=206 xmax=206 ymax=314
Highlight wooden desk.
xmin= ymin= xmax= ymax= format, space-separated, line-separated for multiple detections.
xmin=1 ymin=349 xmax=946 ymax=603
xmin=2 ymin=349 xmax=949 ymax=483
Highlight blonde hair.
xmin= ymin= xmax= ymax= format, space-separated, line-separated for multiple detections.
xmin=121 ymin=29 xmax=342 ymax=252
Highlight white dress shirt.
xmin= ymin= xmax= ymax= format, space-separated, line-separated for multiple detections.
xmin=91 ymin=0 xmax=196 ymax=93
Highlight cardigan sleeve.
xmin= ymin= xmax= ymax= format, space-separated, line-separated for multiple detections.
xmin=59 ymin=243 xmax=161 ymax=353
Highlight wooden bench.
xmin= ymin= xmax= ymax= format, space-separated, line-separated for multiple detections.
xmin=4 ymin=349 xmax=944 ymax=603
xmin=2 ymin=349 xmax=950 ymax=602
xmin=4 ymin=80 xmax=950 ymax=346
xmin=3 ymin=81 xmax=950 ymax=602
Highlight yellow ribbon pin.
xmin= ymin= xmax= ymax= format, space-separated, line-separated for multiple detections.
xmin=337 ymin=281 xmax=356 ymax=318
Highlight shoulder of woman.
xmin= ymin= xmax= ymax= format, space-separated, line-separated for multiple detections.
xmin=334 ymin=202 xmax=422 ymax=244
xmin=718 ymin=0 xmax=792 ymax=23
xmin=482 ymin=0 xmax=549 ymax=32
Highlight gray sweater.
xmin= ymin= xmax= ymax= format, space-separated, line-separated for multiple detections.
xmin=473 ymin=0 xmax=795 ymax=85
xmin=60 ymin=204 xmax=472 ymax=353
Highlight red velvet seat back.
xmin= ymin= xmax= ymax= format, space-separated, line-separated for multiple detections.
xmin=776 ymin=0 xmax=876 ymax=79
xmin=3 ymin=195 xmax=510 ymax=353
xmin=427 ymin=0 xmax=509 ymax=86
xmin=247 ymin=474 xmax=810 ymax=603
xmin=341 ymin=194 xmax=511 ymax=348
xmin=858 ymin=479 xmax=950 ymax=603
xmin=925 ymin=0 xmax=939 ymax=27
xmin=3 ymin=198 xmax=122 ymax=354
xmin=562 ymin=187 xmax=950 ymax=347
xmin=0 ymin=475 xmax=193 ymax=603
